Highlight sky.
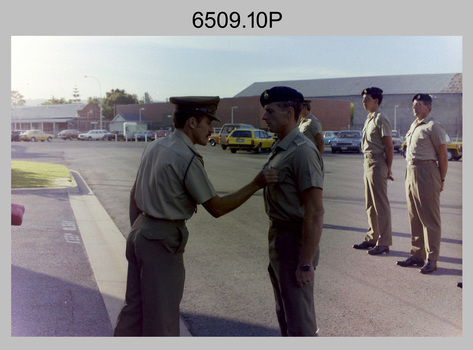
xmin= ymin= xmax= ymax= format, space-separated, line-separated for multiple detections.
xmin=11 ymin=36 xmax=463 ymax=104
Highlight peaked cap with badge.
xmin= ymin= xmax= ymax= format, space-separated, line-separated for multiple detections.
xmin=260 ymin=86 xmax=304 ymax=107
xmin=169 ymin=96 xmax=221 ymax=121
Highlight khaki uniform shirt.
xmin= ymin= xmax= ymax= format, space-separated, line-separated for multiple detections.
xmin=298 ymin=113 xmax=322 ymax=148
xmin=263 ymin=128 xmax=324 ymax=222
xmin=405 ymin=115 xmax=447 ymax=162
xmin=362 ymin=109 xmax=392 ymax=155
xmin=134 ymin=129 xmax=217 ymax=220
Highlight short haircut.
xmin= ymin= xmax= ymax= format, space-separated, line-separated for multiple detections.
xmin=173 ymin=110 xmax=205 ymax=129
xmin=276 ymin=101 xmax=302 ymax=121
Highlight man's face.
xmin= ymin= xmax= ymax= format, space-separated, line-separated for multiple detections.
xmin=262 ymin=102 xmax=291 ymax=134
xmin=193 ymin=115 xmax=214 ymax=146
xmin=362 ymin=94 xmax=378 ymax=112
xmin=412 ymin=100 xmax=431 ymax=119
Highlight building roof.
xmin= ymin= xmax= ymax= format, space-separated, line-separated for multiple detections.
xmin=113 ymin=113 xmax=149 ymax=122
xmin=234 ymin=73 xmax=462 ymax=98
xmin=11 ymin=104 xmax=87 ymax=121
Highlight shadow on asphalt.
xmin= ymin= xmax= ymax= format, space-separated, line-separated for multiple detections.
xmin=180 ymin=312 xmax=280 ymax=336
xmin=11 ymin=265 xmax=113 ymax=337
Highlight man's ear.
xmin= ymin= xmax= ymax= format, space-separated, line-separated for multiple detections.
xmin=287 ymin=106 xmax=295 ymax=120
xmin=186 ymin=116 xmax=197 ymax=129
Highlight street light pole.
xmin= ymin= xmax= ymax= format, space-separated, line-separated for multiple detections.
xmin=394 ymin=105 xmax=399 ymax=131
xmin=139 ymin=108 xmax=145 ymax=124
xmin=84 ymin=75 xmax=103 ymax=129
xmin=231 ymin=106 xmax=238 ymax=123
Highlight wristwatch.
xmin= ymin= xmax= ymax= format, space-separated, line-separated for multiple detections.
xmin=299 ymin=264 xmax=312 ymax=271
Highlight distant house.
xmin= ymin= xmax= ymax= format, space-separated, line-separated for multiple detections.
xmin=109 ymin=113 xmax=149 ymax=135
xmin=10 ymin=102 xmax=106 ymax=135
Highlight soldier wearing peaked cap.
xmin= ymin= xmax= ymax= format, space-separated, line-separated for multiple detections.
xmin=397 ymin=93 xmax=448 ymax=274
xmin=260 ymin=86 xmax=324 ymax=336
xmin=113 ymin=96 xmax=279 ymax=336
xmin=298 ymin=99 xmax=325 ymax=155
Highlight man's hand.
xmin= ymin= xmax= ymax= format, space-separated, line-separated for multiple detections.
xmin=253 ymin=168 xmax=279 ymax=188
xmin=295 ymin=267 xmax=315 ymax=287
xmin=387 ymin=169 xmax=394 ymax=181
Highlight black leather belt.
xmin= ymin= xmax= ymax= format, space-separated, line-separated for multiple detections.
xmin=141 ymin=212 xmax=186 ymax=225
xmin=269 ymin=219 xmax=303 ymax=230
xmin=407 ymin=159 xmax=437 ymax=165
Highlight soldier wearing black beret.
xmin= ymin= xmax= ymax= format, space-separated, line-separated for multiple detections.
xmin=353 ymin=87 xmax=394 ymax=255
xmin=260 ymin=86 xmax=324 ymax=336
xmin=113 ymin=96 xmax=279 ymax=336
xmin=397 ymin=93 xmax=448 ymax=274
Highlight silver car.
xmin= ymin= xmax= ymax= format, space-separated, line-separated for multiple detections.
xmin=330 ymin=130 xmax=362 ymax=153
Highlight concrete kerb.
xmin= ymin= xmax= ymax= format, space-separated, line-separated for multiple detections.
xmin=68 ymin=170 xmax=192 ymax=336
xmin=12 ymin=170 xmax=191 ymax=337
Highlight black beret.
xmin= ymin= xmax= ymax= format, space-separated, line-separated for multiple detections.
xmin=260 ymin=86 xmax=304 ymax=107
xmin=169 ymin=96 xmax=221 ymax=121
xmin=412 ymin=93 xmax=432 ymax=103
xmin=362 ymin=87 xmax=383 ymax=96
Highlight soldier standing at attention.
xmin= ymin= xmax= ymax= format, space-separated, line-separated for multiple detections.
xmin=261 ymin=86 xmax=324 ymax=336
xmin=298 ymin=99 xmax=325 ymax=155
xmin=353 ymin=87 xmax=394 ymax=255
xmin=113 ymin=96 xmax=279 ymax=336
xmin=397 ymin=93 xmax=448 ymax=274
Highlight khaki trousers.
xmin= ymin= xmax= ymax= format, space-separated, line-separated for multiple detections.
xmin=113 ymin=215 xmax=188 ymax=336
xmin=405 ymin=161 xmax=442 ymax=262
xmin=363 ymin=155 xmax=392 ymax=246
xmin=267 ymin=221 xmax=319 ymax=336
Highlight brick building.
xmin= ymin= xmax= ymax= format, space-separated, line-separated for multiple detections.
xmin=113 ymin=96 xmax=351 ymax=133
xmin=235 ymin=73 xmax=463 ymax=137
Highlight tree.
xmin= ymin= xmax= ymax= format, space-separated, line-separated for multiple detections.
xmin=11 ymin=91 xmax=26 ymax=106
xmin=99 ymin=89 xmax=139 ymax=119
xmin=42 ymin=96 xmax=70 ymax=105
xmin=72 ymin=86 xmax=81 ymax=104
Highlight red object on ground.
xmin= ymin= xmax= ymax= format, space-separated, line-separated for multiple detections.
xmin=11 ymin=204 xmax=25 ymax=226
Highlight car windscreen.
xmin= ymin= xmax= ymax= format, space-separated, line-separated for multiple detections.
xmin=231 ymin=130 xmax=252 ymax=138
xmin=339 ymin=132 xmax=360 ymax=138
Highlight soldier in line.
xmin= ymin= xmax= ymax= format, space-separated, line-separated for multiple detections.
xmin=298 ymin=99 xmax=325 ymax=155
xmin=353 ymin=87 xmax=394 ymax=255
xmin=397 ymin=93 xmax=448 ymax=274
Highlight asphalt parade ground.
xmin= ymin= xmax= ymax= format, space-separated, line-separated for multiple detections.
xmin=9 ymin=141 xmax=466 ymax=345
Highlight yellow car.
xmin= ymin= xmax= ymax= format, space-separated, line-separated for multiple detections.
xmin=20 ymin=130 xmax=54 ymax=142
xmin=208 ymin=133 xmax=220 ymax=146
xmin=226 ymin=128 xmax=276 ymax=154
xmin=401 ymin=134 xmax=462 ymax=161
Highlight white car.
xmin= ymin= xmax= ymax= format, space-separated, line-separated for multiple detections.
xmin=78 ymin=129 xmax=113 ymax=141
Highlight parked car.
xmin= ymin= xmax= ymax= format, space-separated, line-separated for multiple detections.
xmin=11 ymin=130 xmax=25 ymax=142
xmin=155 ymin=130 xmax=171 ymax=138
xmin=323 ymin=131 xmax=338 ymax=145
xmin=218 ymin=123 xmax=255 ymax=150
xmin=208 ymin=133 xmax=220 ymax=146
xmin=58 ymin=129 xmax=81 ymax=140
xmin=79 ymin=129 xmax=114 ymax=141
xmin=226 ymin=128 xmax=276 ymax=154
xmin=135 ymin=130 xmax=157 ymax=141
xmin=19 ymin=130 xmax=54 ymax=142
xmin=401 ymin=134 xmax=462 ymax=161
xmin=391 ymin=130 xmax=401 ymax=153
xmin=330 ymin=130 xmax=362 ymax=153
